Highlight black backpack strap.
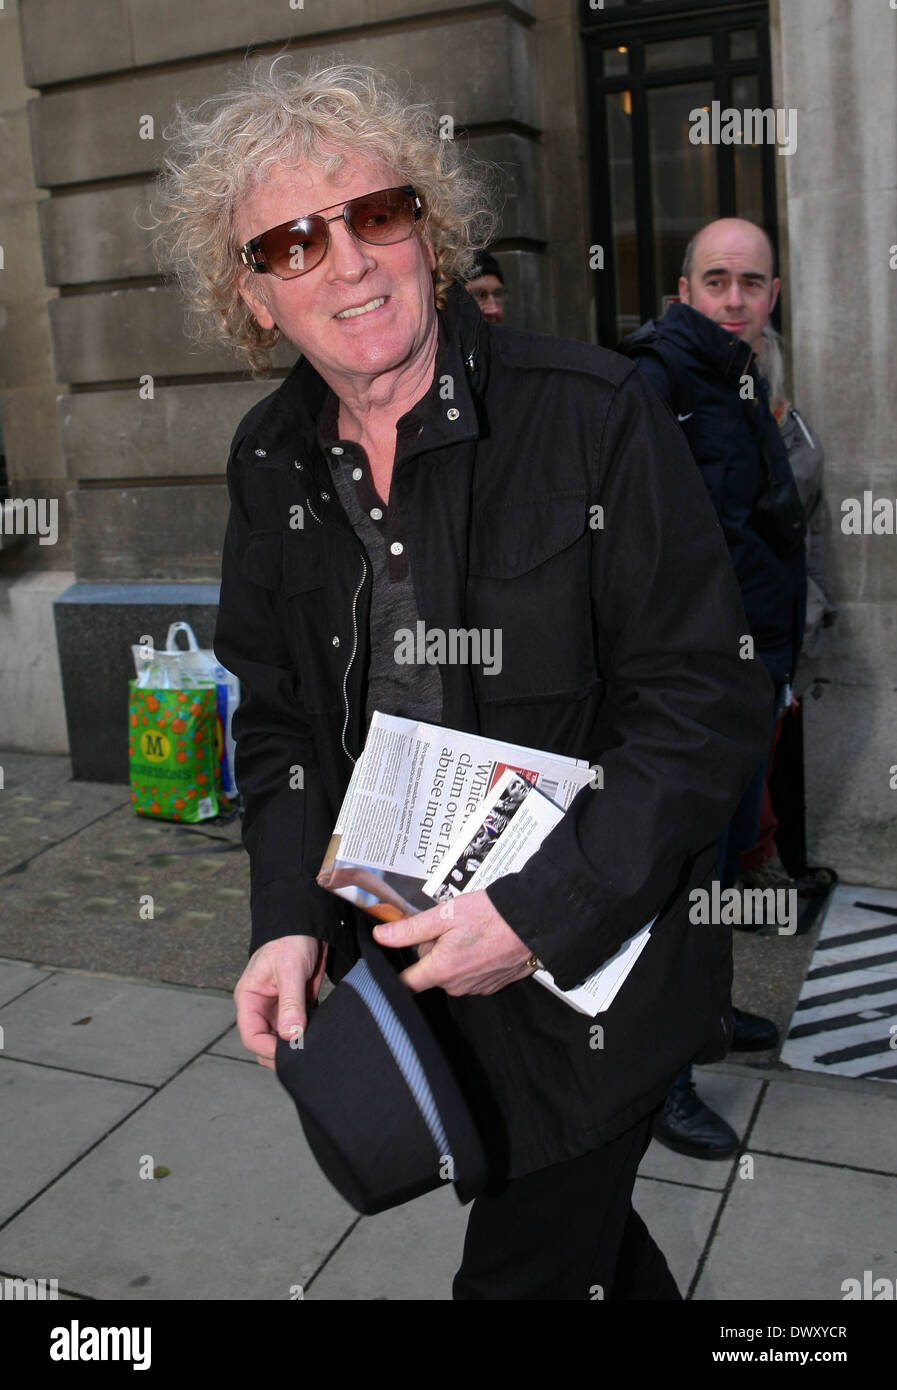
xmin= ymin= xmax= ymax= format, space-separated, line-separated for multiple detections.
xmin=622 ymin=332 xmax=696 ymax=420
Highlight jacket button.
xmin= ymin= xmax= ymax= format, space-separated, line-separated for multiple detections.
xmin=331 ymin=635 xmax=340 ymax=648
xmin=370 ymin=507 xmax=383 ymax=521
xmin=293 ymin=459 xmax=303 ymax=471
xmin=352 ymin=467 xmax=363 ymax=481
xmin=446 ymin=407 xmax=460 ymax=421
xmin=390 ymin=541 xmax=404 ymax=556
xmin=320 ymin=492 xmax=330 ymax=502
xmin=254 ymin=448 xmax=267 ymax=457
xmin=331 ymin=446 xmax=344 ymax=456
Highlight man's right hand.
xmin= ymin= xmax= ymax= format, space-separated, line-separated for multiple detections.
xmin=234 ymin=935 xmax=328 ymax=1070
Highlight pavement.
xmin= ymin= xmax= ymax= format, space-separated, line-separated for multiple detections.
xmin=1 ymin=749 xmax=896 ymax=1302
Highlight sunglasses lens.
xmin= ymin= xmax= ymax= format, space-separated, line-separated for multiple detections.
xmin=248 ymin=189 xmax=419 ymax=278
xmin=261 ymin=217 xmax=327 ymax=279
xmin=347 ymin=188 xmax=416 ymax=245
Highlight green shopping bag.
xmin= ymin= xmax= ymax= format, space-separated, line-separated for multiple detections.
xmin=128 ymin=682 xmax=221 ymax=822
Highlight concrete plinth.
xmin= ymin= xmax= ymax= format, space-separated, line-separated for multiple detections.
xmin=0 ymin=570 xmax=72 ymax=753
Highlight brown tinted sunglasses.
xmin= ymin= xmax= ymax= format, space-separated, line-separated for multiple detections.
xmin=239 ymin=185 xmax=423 ymax=280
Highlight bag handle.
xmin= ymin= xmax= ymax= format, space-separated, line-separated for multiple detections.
xmin=164 ymin=621 xmax=201 ymax=653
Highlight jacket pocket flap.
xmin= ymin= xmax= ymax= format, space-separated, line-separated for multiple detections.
xmin=240 ymin=532 xmax=283 ymax=589
xmin=241 ymin=531 xmax=325 ymax=595
xmin=468 ymin=491 xmax=587 ymax=578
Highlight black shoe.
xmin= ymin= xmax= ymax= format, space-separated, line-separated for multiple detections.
xmin=730 ymin=1007 xmax=779 ymax=1052
xmin=741 ymin=855 xmax=796 ymax=893
xmin=651 ymin=1082 xmax=739 ymax=1160
xmin=795 ymin=866 xmax=838 ymax=900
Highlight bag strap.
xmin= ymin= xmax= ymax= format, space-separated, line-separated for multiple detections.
xmin=625 ymin=335 xmax=696 ymax=420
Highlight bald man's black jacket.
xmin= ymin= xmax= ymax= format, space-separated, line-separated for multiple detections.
xmin=214 ymin=282 xmax=772 ymax=1182
xmin=626 ymin=302 xmax=807 ymax=686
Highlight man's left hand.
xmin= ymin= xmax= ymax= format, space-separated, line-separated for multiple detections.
xmin=371 ymin=890 xmax=537 ymax=996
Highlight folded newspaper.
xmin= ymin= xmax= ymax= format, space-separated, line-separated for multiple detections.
xmin=316 ymin=712 xmax=653 ymax=1016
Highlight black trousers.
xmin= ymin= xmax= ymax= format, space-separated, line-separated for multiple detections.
xmin=453 ymin=1109 xmax=681 ymax=1300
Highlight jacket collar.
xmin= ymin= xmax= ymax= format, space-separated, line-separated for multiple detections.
xmin=237 ymin=279 xmax=490 ymax=467
xmin=657 ymin=301 xmax=756 ymax=385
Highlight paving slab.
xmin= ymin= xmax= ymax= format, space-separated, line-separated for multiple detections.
xmin=0 ymin=800 xmax=251 ymax=990
xmin=0 ymin=972 xmax=234 ymax=1086
xmin=632 ymin=1178 xmax=723 ymax=1299
xmin=306 ymin=1184 xmax=470 ymax=1301
xmin=0 ymin=1058 xmax=149 ymax=1224
xmin=638 ymin=1071 xmax=764 ymax=1189
xmin=693 ymin=1153 xmax=897 ymax=1301
xmin=206 ymin=1023 xmax=249 ymax=1062
xmin=0 ymin=754 xmax=129 ymax=876
xmin=749 ymin=1076 xmax=897 ymax=1175
xmin=306 ymin=1175 xmax=725 ymax=1302
xmin=0 ymin=960 xmax=51 ymax=1009
xmin=0 ymin=1053 xmax=356 ymax=1300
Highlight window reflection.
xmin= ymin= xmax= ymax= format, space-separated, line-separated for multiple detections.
xmin=644 ymin=36 xmax=713 ymax=70
xmin=603 ymin=45 xmax=629 ymax=77
xmin=730 ymin=28 xmax=758 ymax=59
xmin=732 ymin=74 xmax=764 ymax=223
xmin=606 ymin=92 xmax=639 ymax=340
xmin=648 ymin=83 xmax=717 ymax=308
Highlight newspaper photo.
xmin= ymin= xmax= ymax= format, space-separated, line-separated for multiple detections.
xmin=422 ymin=769 xmax=654 ymax=1016
xmin=316 ymin=711 xmax=592 ymax=919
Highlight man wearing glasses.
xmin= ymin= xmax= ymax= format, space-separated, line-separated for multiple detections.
xmin=154 ymin=60 xmax=771 ymax=1299
xmin=464 ymin=251 xmax=508 ymax=324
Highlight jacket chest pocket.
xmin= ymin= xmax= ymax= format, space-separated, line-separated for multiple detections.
xmin=243 ymin=466 xmax=328 ymax=596
xmin=465 ymin=490 xmax=599 ymax=704
xmin=240 ymin=530 xmax=325 ymax=595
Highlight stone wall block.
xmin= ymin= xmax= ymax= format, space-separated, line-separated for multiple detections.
xmin=18 ymin=0 xmax=134 ymax=87
xmin=60 ymin=380 xmax=276 ymax=480
xmin=28 ymin=17 xmax=537 ymax=186
xmin=70 ymin=484 xmax=230 ymax=582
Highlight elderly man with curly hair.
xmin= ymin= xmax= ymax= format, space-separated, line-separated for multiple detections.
xmin=153 ymin=58 xmax=772 ymax=1301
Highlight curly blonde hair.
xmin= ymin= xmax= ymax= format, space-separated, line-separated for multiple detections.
xmin=151 ymin=57 xmax=502 ymax=374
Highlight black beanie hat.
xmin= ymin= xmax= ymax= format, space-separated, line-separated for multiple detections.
xmin=466 ymin=251 xmax=504 ymax=284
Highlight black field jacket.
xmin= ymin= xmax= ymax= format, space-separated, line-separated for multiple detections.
xmin=214 ymin=282 xmax=772 ymax=1181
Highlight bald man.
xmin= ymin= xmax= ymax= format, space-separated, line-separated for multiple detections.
xmin=679 ymin=218 xmax=779 ymax=358
xmin=624 ymin=218 xmax=807 ymax=1161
